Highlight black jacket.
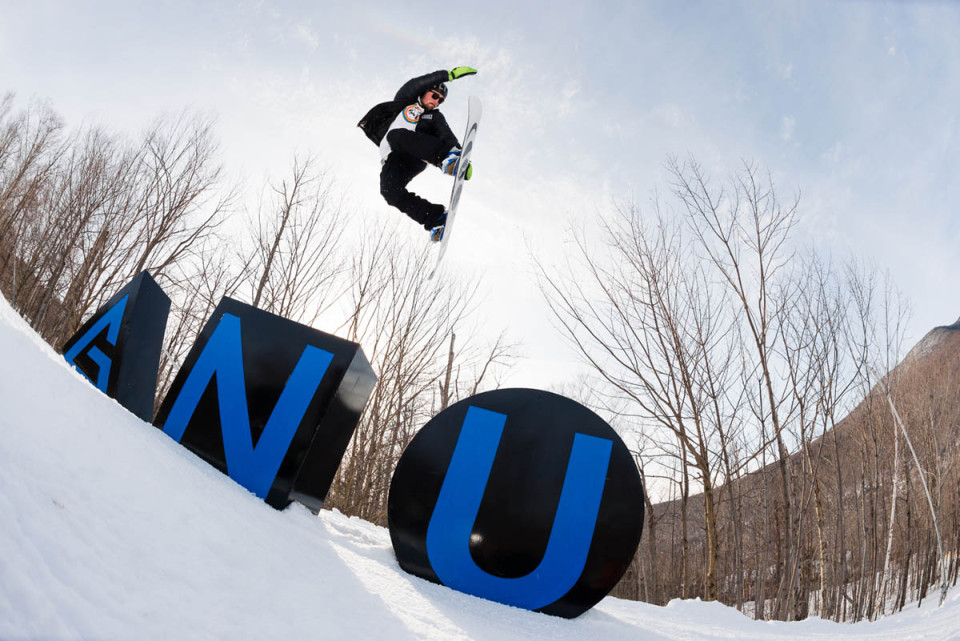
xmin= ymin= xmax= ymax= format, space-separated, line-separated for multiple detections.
xmin=358 ymin=70 xmax=460 ymax=152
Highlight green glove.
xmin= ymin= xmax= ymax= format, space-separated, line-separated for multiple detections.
xmin=465 ymin=162 xmax=473 ymax=181
xmin=449 ymin=66 xmax=478 ymax=81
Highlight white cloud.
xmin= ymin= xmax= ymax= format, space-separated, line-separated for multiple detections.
xmin=781 ymin=115 xmax=796 ymax=143
xmin=293 ymin=23 xmax=320 ymax=50
xmin=821 ymin=141 xmax=845 ymax=165
xmin=770 ymin=61 xmax=794 ymax=80
xmin=558 ymin=80 xmax=581 ymax=118
xmin=650 ymin=103 xmax=696 ymax=129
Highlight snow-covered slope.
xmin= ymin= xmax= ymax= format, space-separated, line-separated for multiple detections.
xmin=2 ymin=293 xmax=959 ymax=641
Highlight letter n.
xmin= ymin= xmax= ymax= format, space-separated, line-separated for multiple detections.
xmin=153 ymin=298 xmax=376 ymax=510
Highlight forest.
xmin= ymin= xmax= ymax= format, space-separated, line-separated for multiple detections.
xmin=3 ymin=93 xmax=958 ymax=623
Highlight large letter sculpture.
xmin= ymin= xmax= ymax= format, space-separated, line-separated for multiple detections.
xmin=387 ymin=389 xmax=645 ymax=618
xmin=153 ymin=297 xmax=376 ymax=511
xmin=61 ymin=271 xmax=170 ymax=422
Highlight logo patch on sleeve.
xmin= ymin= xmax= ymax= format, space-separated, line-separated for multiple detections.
xmin=403 ymin=104 xmax=423 ymax=124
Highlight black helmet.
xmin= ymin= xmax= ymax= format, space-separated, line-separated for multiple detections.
xmin=431 ymin=82 xmax=448 ymax=98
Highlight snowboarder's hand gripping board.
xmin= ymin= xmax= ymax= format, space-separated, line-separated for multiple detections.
xmin=428 ymin=95 xmax=482 ymax=280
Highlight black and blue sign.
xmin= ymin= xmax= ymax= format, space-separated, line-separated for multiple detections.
xmin=153 ymin=297 xmax=377 ymax=511
xmin=61 ymin=271 xmax=170 ymax=422
xmin=387 ymin=388 xmax=645 ymax=618
xmin=63 ymin=275 xmax=645 ymax=619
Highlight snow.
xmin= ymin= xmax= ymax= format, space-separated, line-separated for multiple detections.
xmin=2 ymin=293 xmax=960 ymax=640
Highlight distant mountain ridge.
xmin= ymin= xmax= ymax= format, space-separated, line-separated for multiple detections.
xmin=902 ymin=317 xmax=960 ymax=362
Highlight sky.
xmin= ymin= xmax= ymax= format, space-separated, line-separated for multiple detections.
xmin=3 ymin=290 xmax=960 ymax=639
xmin=2 ymin=0 xmax=959 ymax=388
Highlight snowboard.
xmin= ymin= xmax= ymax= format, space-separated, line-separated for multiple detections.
xmin=428 ymin=95 xmax=482 ymax=280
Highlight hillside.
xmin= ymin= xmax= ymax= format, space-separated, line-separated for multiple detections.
xmin=640 ymin=318 xmax=960 ymax=618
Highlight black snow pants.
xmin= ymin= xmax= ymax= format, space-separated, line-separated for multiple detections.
xmin=380 ymin=129 xmax=451 ymax=230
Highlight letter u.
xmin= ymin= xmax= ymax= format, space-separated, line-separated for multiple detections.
xmin=425 ymin=406 xmax=612 ymax=610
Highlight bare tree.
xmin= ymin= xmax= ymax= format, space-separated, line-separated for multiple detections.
xmin=242 ymin=156 xmax=345 ymax=323
xmin=670 ymin=158 xmax=802 ymax=618
xmin=1 ymin=100 xmax=230 ymax=347
xmin=0 ymin=94 xmax=67 ymax=258
xmin=0 ymin=95 xmax=69 ymax=310
xmin=538 ymin=199 xmax=743 ymax=601
xmin=57 ymin=112 xmax=230 ymax=344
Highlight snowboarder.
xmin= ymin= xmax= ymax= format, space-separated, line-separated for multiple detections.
xmin=358 ymin=66 xmax=477 ymax=241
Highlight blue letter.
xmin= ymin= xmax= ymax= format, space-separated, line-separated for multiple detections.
xmin=162 ymin=313 xmax=333 ymax=499
xmin=426 ymin=406 xmax=613 ymax=610
xmin=64 ymin=294 xmax=129 ymax=392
